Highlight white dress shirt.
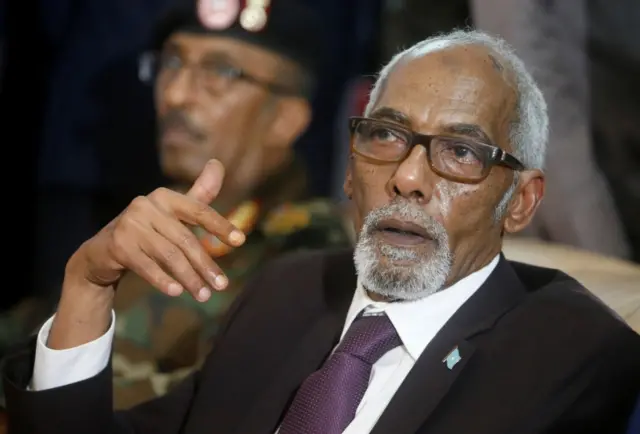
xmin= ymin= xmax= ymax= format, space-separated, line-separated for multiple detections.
xmin=31 ymin=255 xmax=499 ymax=433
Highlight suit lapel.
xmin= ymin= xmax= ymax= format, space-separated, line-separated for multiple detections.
xmin=238 ymin=313 xmax=344 ymax=434
xmin=236 ymin=249 xmax=357 ymax=434
xmin=372 ymin=255 xmax=528 ymax=434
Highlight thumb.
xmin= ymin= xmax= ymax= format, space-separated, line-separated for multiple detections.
xmin=187 ymin=159 xmax=225 ymax=203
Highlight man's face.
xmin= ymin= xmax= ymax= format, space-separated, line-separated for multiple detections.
xmin=345 ymin=46 xmax=543 ymax=300
xmin=155 ymin=33 xmax=300 ymax=193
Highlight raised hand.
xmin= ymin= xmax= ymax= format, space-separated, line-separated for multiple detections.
xmin=50 ymin=160 xmax=245 ymax=349
xmin=75 ymin=159 xmax=244 ymax=301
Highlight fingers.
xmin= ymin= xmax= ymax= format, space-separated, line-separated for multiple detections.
xmin=125 ymin=250 xmax=185 ymax=298
xmin=176 ymin=201 xmax=246 ymax=247
xmin=104 ymin=163 xmax=242 ymax=302
xmin=148 ymin=206 xmax=228 ymax=292
xmin=149 ymin=187 xmax=246 ymax=248
xmin=108 ymin=217 xmax=185 ymax=297
xmin=112 ymin=216 xmax=217 ymax=301
xmin=123 ymin=194 xmax=230 ymax=301
xmin=187 ymin=159 xmax=225 ymax=204
xmin=138 ymin=229 xmax=213 ymax=302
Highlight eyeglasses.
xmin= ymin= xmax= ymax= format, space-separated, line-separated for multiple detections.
xmin=348 ymin=117 xmax=525 ymax=184
xmin=141 ymin=51 xmax=295 ymax=96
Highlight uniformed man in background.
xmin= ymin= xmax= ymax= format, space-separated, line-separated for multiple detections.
xmin=110 ymin=0 xmax=352 ymax=408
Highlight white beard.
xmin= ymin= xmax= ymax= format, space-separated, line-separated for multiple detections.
xmin=353 ymin=201 xmax=453 ymax=301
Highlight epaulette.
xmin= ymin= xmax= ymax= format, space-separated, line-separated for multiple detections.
xmin=261 ymin=199 xmax=351 ymax=240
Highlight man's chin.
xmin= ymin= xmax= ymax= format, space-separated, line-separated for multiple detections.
xmin=374 ymin=252 xmax=420 ymax=268
xmin=371 ymin=237 xmax=436 ymax=263
xmin=160 ymin=156 xmax=201 ymax=185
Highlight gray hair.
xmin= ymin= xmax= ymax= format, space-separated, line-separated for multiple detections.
xmin=365 ymin=29 xmax=549 ymax=171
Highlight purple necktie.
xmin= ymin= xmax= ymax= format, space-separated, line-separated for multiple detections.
xmin=279 ymin=313 xmax=401 ymax=434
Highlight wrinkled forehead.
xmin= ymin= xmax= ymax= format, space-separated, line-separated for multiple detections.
xmin=374 ymin=45 xmax=518 ymax=148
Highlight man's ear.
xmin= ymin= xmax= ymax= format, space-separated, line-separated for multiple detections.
xmin=265 ymin=97 xmax=311 ymax=149
xmin=503 ymin=169 xmax=545 ymax=234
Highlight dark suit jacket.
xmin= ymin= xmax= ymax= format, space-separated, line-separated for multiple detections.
xmin=3 ymin=249 xmax=640 ymax=434
xmin=626 ymin=394 xmax=640 ymax=434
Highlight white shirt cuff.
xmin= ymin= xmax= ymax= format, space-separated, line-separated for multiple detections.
xmin=30 ymin=311 xmax=116 ymax=391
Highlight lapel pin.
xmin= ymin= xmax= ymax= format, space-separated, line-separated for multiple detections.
xmin=443 ymin=346 xmax=462 ymax=370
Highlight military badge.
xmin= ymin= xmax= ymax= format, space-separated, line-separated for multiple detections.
xmin=240 ymin=0 xmax=271 ymax=32
xmin=261 ymin=204 xmax=312 ymax=236
xmin=197 ymin=0 xmax=241 ymax=30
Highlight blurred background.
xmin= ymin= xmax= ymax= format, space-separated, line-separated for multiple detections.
xmin=1 ymin=0 xmax=639 ymax=315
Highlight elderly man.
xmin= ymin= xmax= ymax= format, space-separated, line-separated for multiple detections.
xmin=4 ymin=30 xmax=640 ymax=434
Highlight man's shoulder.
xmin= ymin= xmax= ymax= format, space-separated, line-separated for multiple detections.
xmin=508 ymin=259 xmax=638 ymax=349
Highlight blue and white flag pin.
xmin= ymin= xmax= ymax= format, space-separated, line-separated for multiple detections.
xmin=443 ymin=346 xmax=462 ymax=370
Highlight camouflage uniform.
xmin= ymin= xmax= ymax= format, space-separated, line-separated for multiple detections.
xmin=111 ymin=163 xmax=353 ymax=409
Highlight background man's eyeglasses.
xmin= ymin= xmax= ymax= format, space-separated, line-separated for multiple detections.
xmin=139 ymin=51 xmax=295 ymax=96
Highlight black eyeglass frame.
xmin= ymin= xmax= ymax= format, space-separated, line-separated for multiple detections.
xmin=348 ymin=116 xmax=526 ymax=184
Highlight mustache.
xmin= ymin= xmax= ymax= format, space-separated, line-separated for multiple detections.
xmin=362 ymin=200 xmax=447 ymax=241
xmin=160 ymin=110 xmax=206 ymax=141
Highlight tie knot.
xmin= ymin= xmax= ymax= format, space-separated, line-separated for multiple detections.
xmin=336 ymin=314 xmax=401 ymax=365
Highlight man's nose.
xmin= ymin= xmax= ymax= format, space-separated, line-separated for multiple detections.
xmin=388 ymin=145 xmax=435 ymax=203
xmin=163 ymin=67 xmax=198 ymax=107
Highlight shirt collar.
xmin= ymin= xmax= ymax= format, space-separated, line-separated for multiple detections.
xmin=342 ymin=255 xmax=500 ymax=360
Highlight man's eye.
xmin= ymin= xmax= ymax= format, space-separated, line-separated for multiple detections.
xmin=202 ymin=62 xmax=241 ymax=79
xmin=448 ymin=144 xmax=482 ymax=164
xmin=370 ymin=128 xmax=400 ymax=142
xmin=452 ymin=145 xmax=471 ymax=158
xmin=161 ymin=54 xmax=183 ymax=70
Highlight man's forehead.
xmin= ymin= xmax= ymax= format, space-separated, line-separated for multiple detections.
xmin=389 ymin=46 xmax=510 ymax=93
xmin=167 ymin=32 xmax=289 ymax=69
xmin=374 ymin=46 xmax=516 ymax=130
xmin=169 ymin=32 xmax=259 ymax=53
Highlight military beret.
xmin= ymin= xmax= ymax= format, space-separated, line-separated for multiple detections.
xmin=150 ymin=0 xmax=327 ymax=77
